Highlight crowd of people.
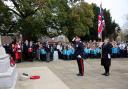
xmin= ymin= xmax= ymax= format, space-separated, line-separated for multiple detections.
xmin=3 ymin=39 xmax=128 ymax=63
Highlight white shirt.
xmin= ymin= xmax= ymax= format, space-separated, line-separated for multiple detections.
xmin=57 ymin=45 xmax=62 ymax=51
xmin=119 ymin=43 xmax=126 ymax=50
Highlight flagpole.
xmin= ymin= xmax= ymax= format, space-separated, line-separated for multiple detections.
xmin=100 ymin=1 xmax=103 ymax=59
xmin=101 ymin=30 xmax=103 ymax=59
xmin=100 ymin=0 xmax=103 ymax=59
xmin=101 ymin=0 xmax=103 ymax=59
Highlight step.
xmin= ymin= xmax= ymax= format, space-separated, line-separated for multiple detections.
xmin=0 ymin=66 xmax=17 ymax=88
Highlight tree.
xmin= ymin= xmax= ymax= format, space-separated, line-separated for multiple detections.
xmin=67 ymin=1 xmax=94 ymax=41
xmin=90 ymin=3 xmax=119 ymax=41
xmin=123 ymin=14 xmax=128 ymax=41
xmin=5 ymin=0 xmax=71 ymax=40
xmin=87 ymin=3 xmax=99 ymax=41
xmin=3 ymin=0 xmax=47 ymax=40
xmin=0 ymin=0 xmax=14 ymax=35
xmin=1 ymin=0 xmax=119 ymax=41
xmin=42 ymin=0 xmax=70 ymax=38
xmin=102 ymin=9 xmax=119 ymax=40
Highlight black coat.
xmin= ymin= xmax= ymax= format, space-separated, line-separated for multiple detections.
xmin=101 ymin=42 xmax=113 ymax=66
xmin=74 ymin=41 xmax=84 ymax=57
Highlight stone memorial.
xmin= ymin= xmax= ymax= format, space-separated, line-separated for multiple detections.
xmin=0 ymin=35 xmax=17 ymax=89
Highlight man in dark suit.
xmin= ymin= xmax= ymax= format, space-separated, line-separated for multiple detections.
xmin=101 ymin=39 xmax=113 ymax=76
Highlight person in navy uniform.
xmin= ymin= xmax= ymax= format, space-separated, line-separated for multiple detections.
xmin=101 ymin=39 xmax=113 ymax=76
xmin=72 ymin=36 xmax=84 ymax=76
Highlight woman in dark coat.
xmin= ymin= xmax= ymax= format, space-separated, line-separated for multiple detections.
xmin=101 ymin=39 xmax=113 ymax=76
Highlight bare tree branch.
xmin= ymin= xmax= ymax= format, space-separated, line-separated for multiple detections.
xmin=10 ymin=0 xmax=24 ymax=17
xmin=8 ymin=8 xmax=21 ymax=17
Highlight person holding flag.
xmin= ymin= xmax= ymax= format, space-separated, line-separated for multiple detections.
xmin=101 ymin=39 xmax=113 ymax=76
xmin=98 ymin=3 xmax=113 ymax=76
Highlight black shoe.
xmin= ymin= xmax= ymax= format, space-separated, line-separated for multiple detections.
xmin=102 ymin=73 xmax=106 ymax=75
xmin=77 ymin=73 xmax=81 ymax=76
xmin=104 ymin=73 xmax=110 ymax=76
xmin=46 ymin=60 xmax=50 ymax=62
xmin=77 ymin=73 xmax=84 ymax=76
xmin=81 ymin=74 xmax=84 ymax=76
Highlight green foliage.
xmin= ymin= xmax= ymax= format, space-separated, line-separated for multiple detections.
xmin=89 ymin=3 xmax=119 ymax=41
xmin=0 ymin=0 xmax=14 ymax=34
xmin=6 ymin=0 xmax=47 ymax=40
xmin=87 ymin=3 xmax=99 ymax=41
xmin=1 ymin=0 xmax=119 ymax=41
xmin=103 ymin=9 xmax=119 ymax=40
xmin=67 ymin=2 xmax=94 ymax=41
xmin=42 ymin=0 xmax=70 ymax=37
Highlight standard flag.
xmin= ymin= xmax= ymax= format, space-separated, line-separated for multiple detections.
xmin=98 ymin=3 xmax=105 ymax=39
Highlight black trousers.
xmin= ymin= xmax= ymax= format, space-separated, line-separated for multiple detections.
xmin=58 ymin=50 xmax=62 ymax=59
xmin=28 ymin=52 xmax=33 ymax=61
xmin=63 ymin=55 xmax=67 ymax=60
xmin=22 ymin=51 xmax=29 ymax=61
xmin=11 ymin=52 xmax=16 ymax=62
xmin=77 ymin=58 xmax=84 ymax=75
xmin=104 ymin=65 xmax=110 ymax=74
xmin=40 ymin=54 xmax=46 ymax=61
xmin=46 ymin=53 xmax=50 ymax=62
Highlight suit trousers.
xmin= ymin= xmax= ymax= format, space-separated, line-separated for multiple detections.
xmin=77 ymin=58 xmax=84 ymax=75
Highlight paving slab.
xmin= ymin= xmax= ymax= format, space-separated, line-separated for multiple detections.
xmin=16 ymin=67 xmax=70 ymax=89
xmin=16 ymin=59 xmax=128 ymax=89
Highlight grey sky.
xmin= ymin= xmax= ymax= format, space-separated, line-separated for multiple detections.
xmin=85 ymin=0 xmax=128 ymax=27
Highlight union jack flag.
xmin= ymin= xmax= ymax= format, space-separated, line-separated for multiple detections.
xmin=98 ymin=3 xmax=105 ymax=39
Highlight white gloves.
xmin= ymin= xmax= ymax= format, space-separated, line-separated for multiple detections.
xmin=108 ymin=54 xmax=111 ymax=59
xmin=77 ymin=55 xmax=81 ymax=58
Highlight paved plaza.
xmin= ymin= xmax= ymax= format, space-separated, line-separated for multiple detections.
xmin=16 ymin=58 xmax=128 ymax=89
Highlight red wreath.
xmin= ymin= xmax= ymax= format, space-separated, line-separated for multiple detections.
xmin=30 ymin=75 xmax=40 ymax=80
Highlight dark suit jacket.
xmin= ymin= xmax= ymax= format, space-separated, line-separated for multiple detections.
xmin=74 ymin=41 xmax=84 ymax=57
xmin=101 ymin=42 xmax=113 ymax=66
